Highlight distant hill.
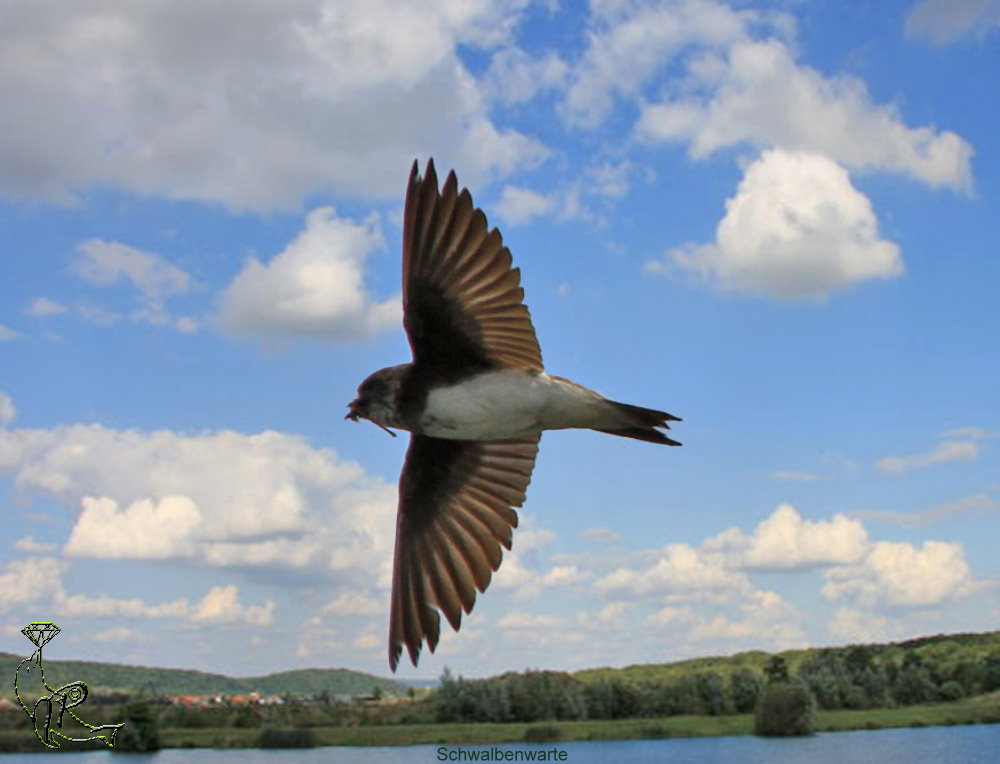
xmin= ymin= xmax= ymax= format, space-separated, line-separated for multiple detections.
xmin=573 ymin=630 xmax=1000 ymax=684
xmin=0 ymin=652 xmax=407 ymax=699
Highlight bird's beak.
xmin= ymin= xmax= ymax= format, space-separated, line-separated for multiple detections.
xmin=345 ymin=399 xmax=396 ymax=437
xmin=345 ymin=399 xmax=361 ymax=421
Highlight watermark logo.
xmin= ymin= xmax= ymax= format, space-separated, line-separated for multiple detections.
xmin=13 ymin=622 xmax=125 ymax=749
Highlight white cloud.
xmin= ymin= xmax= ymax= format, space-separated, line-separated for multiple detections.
xmin=14 ymin=536 xmax=56 ymax=553
xmin=191 ymin=585 xmax=275 ymax=626
xmin=0 ymin=557 xmax=65 ymax=613
xmin=74 ymin=239 xmax=191 ymax=301
xmin=876 ymin=440 xmax=980 ymax=474
xmin=216 ymin=207 xmax=400 ymax=342
xmin=484 ymin=48 xmax=568 ymax=104
xmin=827 ymin=607 xmax=905 ymax=644
xmin=497 ymin=611 xmax=582 ymax=647
xmin=321 ymin=590 xmax=383 ymax=617
xmin=0 ymin=391 xmax=15 ymax=426
xmin=26 ymin=297 xmax=68 ymax=317
xmin=636 ymin=38 xmax=973 ymax=190
xmin=578 ymin=527 xmax=623 ymax=544
xmin=494 ymin=185 xmax=557 ymax=226
xmin=942 ymin=426 xmax=992 ymax=440
xmin=688 ymin=590 xmax=805 ymax=648
xmin=652 ymin=150 xmax=903 ymax=299
xmin=80 ymin=627 xmax=150 ymax=644
xmin=703 ymin=503 xmax=869 ymax=570
xmin=0 ymin=323 xmax=20 ymax=341
xmin=851 ymin=493 xmax=1000 ymax=528
xmin=822 ymin=540 xmax=974 ymax=608
xmin=563 ymin=0 xmax=750 ymax=128
xmin=770 ymin=470 xmax=823 ymax=482
xmin=0 ymin=1 xmax=545 ymax=210
xmin=0 ymin=422 xmax=396 ymax=580
xmin=72 ymin=239 xmax=197 ymax=331
xmin=493 ymin=519 xmax=580 ymax=600
xmin=353 ymin=631 xmax=381 ymax=650
xmin=905 ymin=0 xmax=1000 ymax=45
xmin=596 ymin=542 xmax=752 ymax=602
xmin=64 ymin=496 xmax=202 ymax=560
xmin=55 ymin=591 xmax=190 ymax=620
xmin=497 ymin=611 xmax=566 ymax=630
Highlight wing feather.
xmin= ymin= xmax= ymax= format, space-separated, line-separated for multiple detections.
xmin=402 ymin=159 xmax=543 ymax=378
xmin=389 ymin=434 xmax=540 ymax=670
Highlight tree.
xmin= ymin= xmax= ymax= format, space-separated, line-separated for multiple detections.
xmin=729 ymin=670 xmax=762 ymax=714
xmin=754 ymin=682 xmax=816 ymax=737
xmin=764 ymin=655 xmax=790 ymax=684
xmin=113 ymin=698 xmax=161 ymax=753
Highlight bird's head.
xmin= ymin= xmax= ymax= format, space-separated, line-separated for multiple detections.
xmin=346 ymin=365 xmax=407 ymax=436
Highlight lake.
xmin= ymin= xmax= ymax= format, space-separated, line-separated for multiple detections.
xmin=2 ymin=724 xmax=998 ymax=763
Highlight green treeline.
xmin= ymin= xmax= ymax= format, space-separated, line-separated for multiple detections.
xmin=433 ymin=634 xmax=1000 ymax=724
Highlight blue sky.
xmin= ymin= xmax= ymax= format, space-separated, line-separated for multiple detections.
xmin=2 ymin=0 xmax=999 ymax=681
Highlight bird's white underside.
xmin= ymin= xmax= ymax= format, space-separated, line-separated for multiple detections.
xmin=420 ymin=370 xmax=616 ymax=440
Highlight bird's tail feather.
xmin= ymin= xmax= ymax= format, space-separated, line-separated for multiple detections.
xmin=594 ymin=400 xmax=682 ymax=446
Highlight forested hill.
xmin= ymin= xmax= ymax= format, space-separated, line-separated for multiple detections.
xmin=574 ymin=630 xmax=1000 ymax=685
xmin=433 ymin=630 xmax=1000 ymax=723
xmin=0 ymin=652 xmax=406 ymax=699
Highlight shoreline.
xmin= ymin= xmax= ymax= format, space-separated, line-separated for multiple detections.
xmin=4 ymin=694 xmax=998 ymax=752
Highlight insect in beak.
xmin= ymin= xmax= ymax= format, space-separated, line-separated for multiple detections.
xmin=345 ymin=401 xmax=397 ymax=437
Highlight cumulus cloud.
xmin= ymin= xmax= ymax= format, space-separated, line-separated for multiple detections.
xmin=494 ymin=185 xmax=557 ymax=226
xmin=65 ymin=496 xmax=202 ymax=560
xmin=636 ymin=38 xmax=973 ymax=190
xmin=822 ymin=540 xmax=974 ymax=608
xmin=905 ymin=0 xmax=1000 ymax=45
xmin=596 ymin=543 xmax=752 ymax=602
xmin=0 ymin=1 xmax=545 ymax=210
xmin=876 ymin=440 xmax=980 ymax=474
xmin=72 ymin=239 xmax=198 ymax=332
xmin=190 ymin=585 xmax=275 ymax=625
xmin=563 ymin=0 xmax=749 ymax=128
xmin=0 ymin=324 xmax=20 ymax=341
xmin=827 ymin=607 xmax=906 ymax=644
xmin=651 ymin=150 xmax=903 ymax=299
xmin=55 ymin=585 xmax=273 ymax=626
xmin=704 ymin=503 xmax=869 ymax=570
xmin=0 ymin=557 xmax=65 ymax=613
xmin=493 ymin=519 xmax=582 ymax=600
xmin=688 ymin=590 xmax=806 ymax=648
xmin=0 ymin=422 xmax=396 ymax=580
xmin=484 ymin=48 xmax=568 ymax=105
xmin=216 ymin=207 xmax=400 ymax=342
xmin=497 ymin=611 xmax=582 ymax=647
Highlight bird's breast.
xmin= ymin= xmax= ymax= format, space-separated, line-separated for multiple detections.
xmin=419 ymin=370 xmax=607 ymax=440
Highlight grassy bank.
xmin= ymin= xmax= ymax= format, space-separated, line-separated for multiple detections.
xmin=2 ymin=692 xmax=997 ymax=752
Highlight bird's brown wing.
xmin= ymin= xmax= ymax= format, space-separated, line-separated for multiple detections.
xmin=389 ymin=433 xmax=540 ymax=670
xmin=402 ymin=159 xmax=543 ymax=381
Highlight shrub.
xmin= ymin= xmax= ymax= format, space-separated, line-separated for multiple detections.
xmin=754 ymin=683 xmax=815 ymax=737
xmin=113 ymin=698 xmax=161 ymax=753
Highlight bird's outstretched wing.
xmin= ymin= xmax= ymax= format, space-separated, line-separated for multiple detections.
xmin=402 ymin=159 xmax=543 ymax=380
xmin=389 ymin=434 xmax=540 ymax=670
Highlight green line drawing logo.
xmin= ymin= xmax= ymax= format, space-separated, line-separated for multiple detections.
xmin=13 ymin=623 xmax=125 ymax=749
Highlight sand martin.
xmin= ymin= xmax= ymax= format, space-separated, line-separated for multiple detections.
xmin=347 ymin=159 xmax=681 ymax=670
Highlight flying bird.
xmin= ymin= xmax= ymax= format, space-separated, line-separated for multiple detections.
xmin=347 ymin=159 xmax=681 ymax=671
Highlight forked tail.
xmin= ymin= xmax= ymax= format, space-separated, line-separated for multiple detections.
xmin=594 ymin=400 xmax=682 ymax=445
